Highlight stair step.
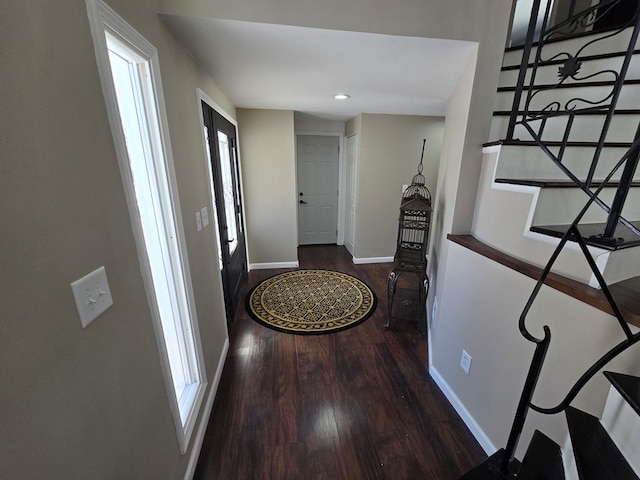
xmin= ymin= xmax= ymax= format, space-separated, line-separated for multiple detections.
xmin=501 ymin=49 xmax=640 ymax=72
xmin=609 ymin=275 xmax=640 ymax=320
xmin=503 ymin=27 xmax=639 ymax=68
xmin=495 ymin=178 xmax=640 ymax=188
xmin=603 ymin=371 xmax=640 ymax=417
xmin=504 ymin=25 xmax=638 ymax=54
xmin=497 ymin=78 xmax=640 ymax=93
xmin=494 ymin=83 xmax=640 ymax=114
xmin=518 ymin=430 xmax=565 ymax=480
xmin=498 ymin=52 xmax=640 ymax=89
xmin=457 ymin=449 xmax=521 ymax=480
xmin=487 ymin=143 xmax=640 ymax=188
xmin=490 ymin=114 xmax=640 ymax=145
xmin=566 ymin=406 xmax=639 ymax=480
xmin=493 ymin=109 xmax=640 ymax=116
xmin=490 ymin=140 xmax=632 ymax=148
xmin=530 ymin=221 xmax=640 ymax=250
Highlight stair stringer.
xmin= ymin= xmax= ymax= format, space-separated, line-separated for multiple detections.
xmin=473 ymin=144 xmax=610 ymax=287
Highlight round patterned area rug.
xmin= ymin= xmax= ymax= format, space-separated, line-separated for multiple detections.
xmin=246 ymin=269 xmax=377 ymax=335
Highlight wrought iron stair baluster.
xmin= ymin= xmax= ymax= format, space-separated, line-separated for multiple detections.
xmin=459 ymin=1 xmax=640 ymax=478
xmin=505 ymin=0 xmax=640 ymax=243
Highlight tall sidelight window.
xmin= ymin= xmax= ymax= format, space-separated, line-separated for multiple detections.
xmin=86 ymin=0 xmax=206 ymax=452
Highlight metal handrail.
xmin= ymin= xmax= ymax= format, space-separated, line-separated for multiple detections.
xmin=506 ymin=0 xmax=640 ymax=246
xmin=497 ymin=1 xmax=640 ymax=476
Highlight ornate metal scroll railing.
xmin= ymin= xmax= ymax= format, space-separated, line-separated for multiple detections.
xmin=506 ymin=0 xmax=640 ymax=247
xmin=497 ymin=2 xmax=640 ymax=476
xmin=499 ymin=136 xmax=640 ymax=476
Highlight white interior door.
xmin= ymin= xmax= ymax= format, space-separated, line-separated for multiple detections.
xmin=297 ymin=135 xmax=339 ymax=245
xmin=345 ymin=135 xmax=358 ymax=255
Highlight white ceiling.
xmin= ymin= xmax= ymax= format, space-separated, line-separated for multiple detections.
xmin=160 ymin=15 xmax=478 ymax=121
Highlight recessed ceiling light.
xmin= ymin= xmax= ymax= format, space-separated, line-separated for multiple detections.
xmin=333 ymin=93 xmax=350 ymax=100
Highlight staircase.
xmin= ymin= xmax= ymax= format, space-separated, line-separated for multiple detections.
xmin=460 ymin=372 xmax=640 ymax=479
xmin=474 ymin=9 xmax=640 ymax=287
xmin=459 ymin=0 xmax=640 ymax=478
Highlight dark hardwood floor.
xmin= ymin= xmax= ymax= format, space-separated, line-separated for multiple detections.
xmin=194 ymin=245 xmax=486 ymax=479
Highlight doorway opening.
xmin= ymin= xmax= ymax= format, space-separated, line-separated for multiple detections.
xmin=201 ymin=100 xmax=247 ymax=326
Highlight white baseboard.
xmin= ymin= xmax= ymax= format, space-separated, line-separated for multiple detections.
xmin=352 ymin=256 xmax=394 ymax=264
xmin=429 ymin=365 xmax=497 ymax=455
xmin=249 ymin=261 xmax=299 ymax=270
xmin=184 ymin=338 xmax=230 ymax=480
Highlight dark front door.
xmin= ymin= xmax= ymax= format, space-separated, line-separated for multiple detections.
xmin=202 ymin=101 xmax=247 ymax=325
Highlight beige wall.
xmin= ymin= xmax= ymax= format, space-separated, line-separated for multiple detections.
xmin=346 ymin=114 xmax=362 ymax=137
xmin=237 ymin=109 xmax=298 ymax=266
xmin=1 ymin=0 xmax=524 ymax=476
xmin=157 ymin=0 xmax=515 ymax=236
xmin=431 ymin=242 xmax=640 ymax=457
xmin=1 ymin=0 xmax=233 ymax=478
xmin=294 ymin=112 xmax=345 ymax=133
xmin=355 ymin=114 xmax=444 ymax=259
xmin=428 ymin=49 xmax=478 ymax=328
xmin=238 ymin=112 xmax=443 ymax=263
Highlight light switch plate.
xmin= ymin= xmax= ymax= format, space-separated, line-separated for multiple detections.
xmin=71 ymin=266 xmax=113 ymax=328
xmin=201 ymin=206 xmax=209 ymax=227
xmin=195 ymin=211 xmax=203 ymax=232
xmin=460 ymin=350 xmax=472 ymax=375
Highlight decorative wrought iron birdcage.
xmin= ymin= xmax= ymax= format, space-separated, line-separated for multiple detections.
xmin=394 ymin=195 xmax=432 ymax=271
xmin=386 ymin=139 xmax=432 ymax=334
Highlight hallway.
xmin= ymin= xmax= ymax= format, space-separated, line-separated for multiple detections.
xmin=194 ymin=245 xmax=486 ymax=479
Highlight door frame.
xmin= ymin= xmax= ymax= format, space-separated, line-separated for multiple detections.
xmin=294 ymin=131 xmax=345 ymax=246
xmin=344 ymin=134 xmax=359 ymax=256
xmin=196 ymin=88 xmax=250 ymax=295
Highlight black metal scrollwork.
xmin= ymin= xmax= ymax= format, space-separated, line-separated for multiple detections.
xmin=498 ymin=1 xmax=640 ymax=476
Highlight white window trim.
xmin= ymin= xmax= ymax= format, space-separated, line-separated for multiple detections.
xmin=86 ymin=0 xmax=207 ymax=453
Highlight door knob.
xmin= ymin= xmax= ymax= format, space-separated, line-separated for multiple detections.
xmin=299 ymin=200 xmax=307 ymax=204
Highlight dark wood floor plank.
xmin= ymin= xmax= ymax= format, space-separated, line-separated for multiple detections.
xmin=194 ymin=245 xmax=486 ymax=479
xmin=430 ymin=419 xmax=489 ymax=477
xmin=296 ymin=334 xmax=338 ymax=386
xmin=327 ymin=380 xmax=379 ymax=480
xmin=272 ymin=333 xmax=299 ymax=446
xmin=374 ymin=429 xmax=425 ymax=480
xmin=268 ymin=443 xmax=307 ymax=479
